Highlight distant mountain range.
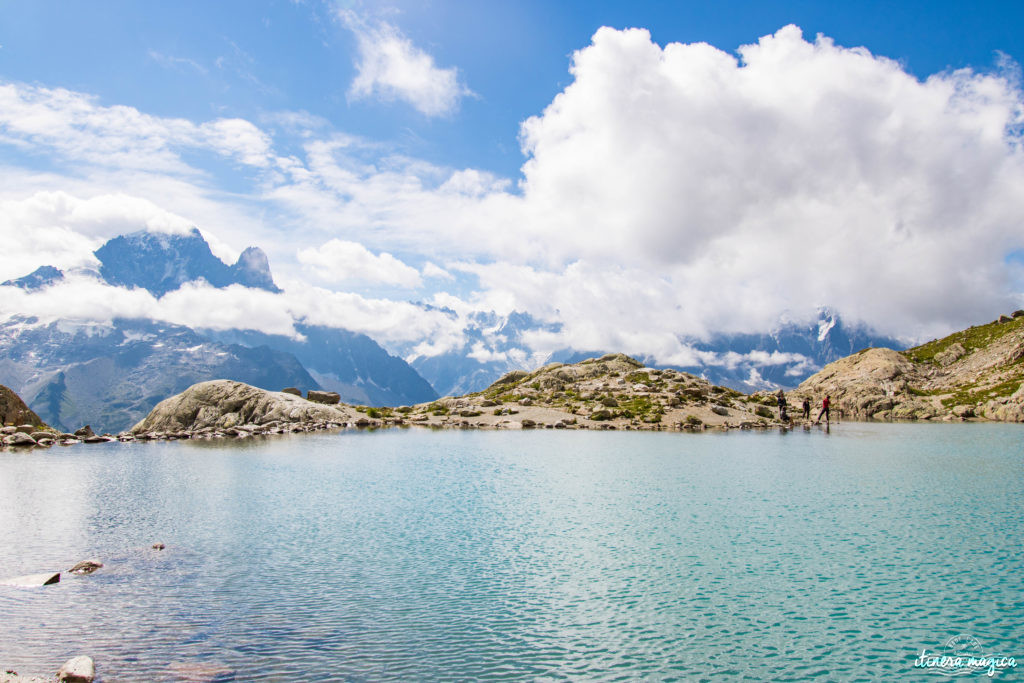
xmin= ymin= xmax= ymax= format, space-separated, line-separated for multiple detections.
xmin=0 ymin=228 xmax=437 ymax=432
xmin=207 ymin=324 xmax=436 ymax=407
xmin=0 ymin=225 xmax=903 ymax=431
xmin=0 ymin=316 xmax=317 ymax=433
xmin=409 ymin=308 xmax=902 ymax=397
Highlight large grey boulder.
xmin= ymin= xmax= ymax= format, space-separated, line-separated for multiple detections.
xmin=3 ymin=432 xmax=37 ymax=447
xmin=131 ymin=380 xmax=351 ymax=433
xmin=56 ymin=656 xmax=95 ymax=683
xmin=306 ymin=390 xmax=341 ymax=405
xmin=934 ymin=342 xmax=966 ymax=367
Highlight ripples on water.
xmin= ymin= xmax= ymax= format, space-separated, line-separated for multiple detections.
xmin=0 ymin=424 xmax=1022 ymax=681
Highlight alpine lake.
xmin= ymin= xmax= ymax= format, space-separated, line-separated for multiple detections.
xmin=1 ymin=422 xmax=1021 ymax=681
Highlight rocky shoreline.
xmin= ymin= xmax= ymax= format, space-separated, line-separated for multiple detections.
xmin=1 ymin=545 xmax=168 ymax=683
xmin=8 ymin=318 xmax=1024 ymax=453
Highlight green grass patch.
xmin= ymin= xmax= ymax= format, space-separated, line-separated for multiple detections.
xmin=940 ymin=377 xmax=1023 ymax=408
xmin=423 ymin=402 xmax=449 ymax=416
xmin=904 ymin=316 xmax=1024 ymax=365
xmin=618 ymin=395 xmax=664 ymax=420
xmin=625 ymin=371 xmax=652 ymax=385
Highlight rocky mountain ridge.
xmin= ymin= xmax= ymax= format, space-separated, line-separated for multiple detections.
xmin=0 ymin=229 xmax=438 ymax=431
xmin=0 ymin=316 xmax=319 ymax=433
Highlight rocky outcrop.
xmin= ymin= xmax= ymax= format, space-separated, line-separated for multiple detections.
xmin=131 ymin=380 xmax=356 ymax=433
xmin=0 ymin=384 xmax=46 ymax=428
xmin=793 ymin=314 xmax=1024 ymax=422
xmin=402 ymin=353 xmax=793 ymax=431
xmin=791 ymin=348 xmax=929 ymax=420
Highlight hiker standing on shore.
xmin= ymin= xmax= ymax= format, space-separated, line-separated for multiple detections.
xmin=776 ymin=389 xmax=788 ymax=421
xmin=802 ymin=398 xmax=810 ymax=420
xmin=816 ymin=395 xmax=831 ymax=425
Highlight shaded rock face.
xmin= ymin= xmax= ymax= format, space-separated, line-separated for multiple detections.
xmin=0 ymin=385 xmax=46 ymax=428
xmin=131 ymin=380 xmax=353 ymax=433
xmin=307 ymin=390 xmax=341 ymax=405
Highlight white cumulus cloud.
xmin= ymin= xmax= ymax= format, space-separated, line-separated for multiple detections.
xmin=507 ymin=24 xmax=1024 ymax=340
xmin=342 ymin=12 xmax=472 ymax=117
xmin=3 ymin=23 xmax=1024 ymax=368
xmin=297 ymin=238 xmax=423 ymax=288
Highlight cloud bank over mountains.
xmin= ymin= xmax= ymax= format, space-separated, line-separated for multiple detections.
xmin=2 ymin=25 xmax=1024 ymax=367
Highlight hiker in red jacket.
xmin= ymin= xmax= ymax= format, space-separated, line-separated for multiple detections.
xmin=816 ymin=395 xmax=831 ymax=425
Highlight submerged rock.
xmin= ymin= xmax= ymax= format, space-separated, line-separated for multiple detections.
xmin=68 ymin=560 xmax=103 ymax=575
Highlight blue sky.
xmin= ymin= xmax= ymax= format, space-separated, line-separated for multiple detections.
xmin=2 ymin=1 xmax=1024 ymax=366
xmin=4 ymin=1 xmax=1022 ymax=178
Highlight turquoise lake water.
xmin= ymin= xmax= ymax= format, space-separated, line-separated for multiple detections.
xmin=0 ymin=423 xmax=1022 ymax=681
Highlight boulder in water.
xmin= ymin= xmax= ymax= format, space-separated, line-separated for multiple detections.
xmin=56 ymin=656 xmax=95 ymax=683
xmin=69 ymin=560 xmax=103 ymax=575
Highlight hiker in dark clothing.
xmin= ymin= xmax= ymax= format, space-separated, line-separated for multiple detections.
xmin=801 ymin=398 xmax=811 ymax=419
xmin=776 ymin=389 xmax=789 ymax=421
xmin=816 ymin=395 xmax=831 ymax=424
